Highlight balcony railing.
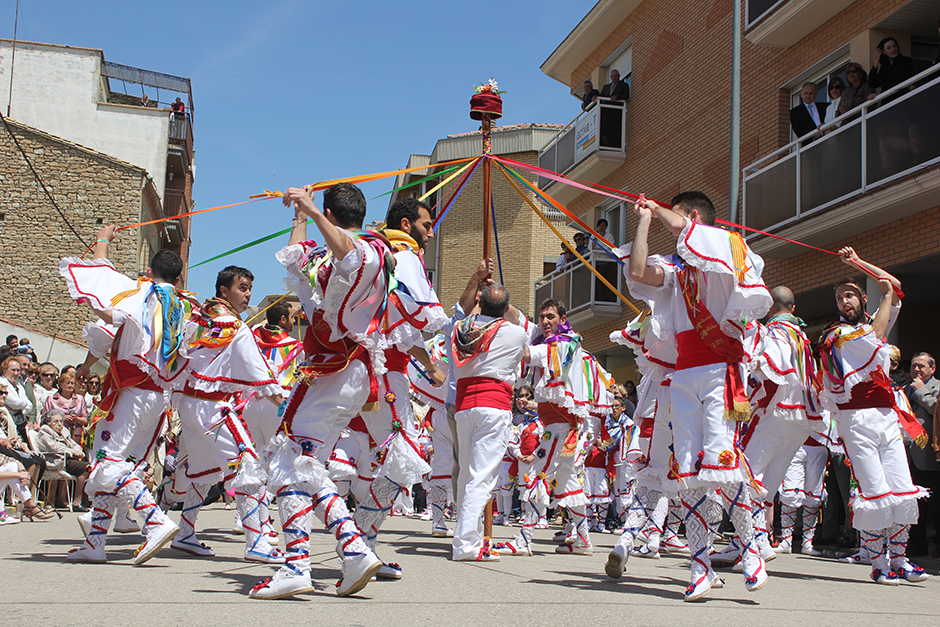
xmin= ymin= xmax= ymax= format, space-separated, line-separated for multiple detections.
xmin=168 ymin=113 xmax=194 ymax=162
xmin=533 ymin=250 xmax=622 ymax=321
xmin=743 ymin=63 xmax=940 ymax=237
xmin=537 ymin=98 xmax=627 ymax=188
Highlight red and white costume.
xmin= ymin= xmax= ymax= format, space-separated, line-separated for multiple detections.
xmin=169 ymin=298 xmax=283 ymax=561
xmin=818 ymin=303 xmax=930 ymax=581
xmin=408 ymin=334 xmax=455 ymax=536
xmin=59 ymin=257 xmax=186 ymax=564
xmin=450 ymin=314 xmax=529 ymax=561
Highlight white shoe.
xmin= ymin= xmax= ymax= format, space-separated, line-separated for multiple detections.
xmin=377 ymin=562 xmax=402 ymax=579
xmin=536 ymin=518 xmax=549 ymax=529
xmin=800 ymin=542 xmax=822 ymax=557
xmin=493 ymin=541 xmax=532 ymax=556
xmin=773 ymin=539 xmax=792 ymax=554
xmin=744 ymin=556 xmax=768 ymax=592
xmin=632 ymin=544 xmax=661 ymax=559
xmin=710 ymin=539 xmax=742 ymax=564
xmin=493 ymin=514 xmax=507 ymax=526
xmin=78 ymin=512 xmax=92 ymax=537
xmin=133 ymin=520 xmax=180 ymax=565
xmin=662 ymin=536 xmax=691 ymax=555
xmin=0 ymin=511 xmax=20 ymax=525
xmin=113 ymin=509 xmax=140 ymax=533
xmin=172 ymin=533 xmax=216 ymax=557
xmin=67 ymin=541 xmax=107 ymax=563
xmin=249 ymin=569 xmax=317 ymax=599
xmin=605 ymin=544 xmax=628 ymax=579
xmin=556 ymin=543 xmax=593 ymax=555
xmin=419 ymin=510 xmax=432 ymax=521
xmin=232 ymin=516 xmax=245 ymax=535
xmin=761 ymin=543 xmax=777 ymax=562
xmin=245 ymin=541 xmax=285 ymax=564
xmin=684 ymin=569 xmax=724 ymax=602
xmin=431 ymin=527 xmax=454 ymax=537
xmin=337 ymin=552 xmax=383 ymax=596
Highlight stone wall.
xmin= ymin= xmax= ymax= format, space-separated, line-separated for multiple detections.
xmin=0 ymin=118 xmax=147 ymax=345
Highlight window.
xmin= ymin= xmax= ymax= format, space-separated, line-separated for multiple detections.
xmin=746 ymin=0 xmax=786 ymax=28
xmin=788 ymin=55 xmax=850 ymax=142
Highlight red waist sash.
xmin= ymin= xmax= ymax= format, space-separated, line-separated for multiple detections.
xmin=384 ymin=349 xmax=410 ymax=374
xmin=676 ymin=330 xmax=728 ymax=370
xmin=536 ymin=402 xmax=579 ymax=426
xmin=181 ymin=382 xmax=228 ymax=402
xmin=838 ymin=380 xmax=928 ymax=448
xmin=456 ymin=377 xmax=512 ymax=412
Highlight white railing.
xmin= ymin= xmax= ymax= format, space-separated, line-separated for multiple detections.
xmin=537 ymin=98 xmax=628 ymax=188
xmin=742 ymin=62 xmax=940 ymax=237
xmin=533 ymin=250 xmax=623 ymax=317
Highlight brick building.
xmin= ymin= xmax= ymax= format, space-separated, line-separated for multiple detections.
xmin=537 ymin=0 xmax=940 ymax=384
xmin=0 ymin=39 xmax=195 ymax=347
xmin=388 ymin=123 xmax=578 ymax=317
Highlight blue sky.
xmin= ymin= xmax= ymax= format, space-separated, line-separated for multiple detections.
xmin=2 ymin=0 xmax=597 ymax=300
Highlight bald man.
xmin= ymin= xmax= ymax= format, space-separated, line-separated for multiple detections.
xmin=711 ymin=286 xmax=823 ymax=566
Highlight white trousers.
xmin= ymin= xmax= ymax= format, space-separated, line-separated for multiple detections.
xmin=741 ymin=411 xmax=813 ymax=504
xmin=452 ymin=406 xmax=511 ymax=560
xmin=779 ymin=444 xmax=829 ymax=508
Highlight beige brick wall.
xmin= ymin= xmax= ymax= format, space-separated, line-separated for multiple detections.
xmin=435 ymin=150 xmax=576 ymax=318
xmin=556 ymin=0 xmax=935 ymax=355
xmin=0 ymin=120 xmax=148 ymax=345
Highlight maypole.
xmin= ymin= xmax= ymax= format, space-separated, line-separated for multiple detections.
xmin=470 ymin=79 xmax=504 ymax=260
xmin=469 ymin=78 xmax=504 ymax=543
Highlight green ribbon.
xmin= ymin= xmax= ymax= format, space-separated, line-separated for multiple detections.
xmin=369 ymin=163 xmax=464 ymax=200
xmin=188 ymin=219 xmax=313 ymax=270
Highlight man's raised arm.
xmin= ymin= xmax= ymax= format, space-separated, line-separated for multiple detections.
xmin=283 ymin=185 xmax=354 ymax=259
xmin=628 ymin=199 xmax=665 ymax=287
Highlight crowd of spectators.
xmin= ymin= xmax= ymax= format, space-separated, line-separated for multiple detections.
xmin=1 ymin=334 xmax=102 ymax=523
xmin=555 ymin=219 xmax=618 ymax=272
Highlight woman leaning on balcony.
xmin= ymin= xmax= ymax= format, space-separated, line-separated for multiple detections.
xmin=838 ymin=63 xmax=873 ymax=116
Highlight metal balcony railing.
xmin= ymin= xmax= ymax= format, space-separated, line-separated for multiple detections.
xmin=168 ymin=113 xmax=194 ymax=161
xmin=533 ymin=250 xmax=622 ymax=318
xmin=537 ymin=98 xmax=627 ymax=188
xmin=743 ymin=63 xmax=940 ymax=236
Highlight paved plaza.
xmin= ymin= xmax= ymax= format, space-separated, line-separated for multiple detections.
xmin=2 ymin=504 xmax=938 ymax=626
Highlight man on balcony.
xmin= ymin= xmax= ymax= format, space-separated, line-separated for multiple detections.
xmin=600 ymin=69 xmax=630 ymax=102
xmin=789 ymin=83 xmax=827 ymax=146
xmin=581 ymin=80 xmax=600 ymax=111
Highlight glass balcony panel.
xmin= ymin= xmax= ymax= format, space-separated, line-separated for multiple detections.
xmin=556 ymin=127 xmax=576 ymax=174
xmin=569 ymin=263 xmax=592 ymax=311
xmin=745 ymin=155 xmax=797 ymax=231
xmin=799 ymin=123 xmax=862 ymax=212
xmin=866 ymin=82 xmax=940 ymax=185
xmin=593 ymin=259 xmax=620 ymax=303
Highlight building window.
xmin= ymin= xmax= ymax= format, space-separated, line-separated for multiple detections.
xmin=788 ymin=57 xmax=850 ymax=142
xmin=746 ymin=0 xmax=786 ymax=29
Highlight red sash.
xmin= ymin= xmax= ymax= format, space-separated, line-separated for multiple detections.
xmin=677 ymin=268 xmax=750 ymax=422
xmin=455 ymin=377 xmax=512 ymax=411
xmin=537 ymin=402 xmax=581 ymax=458
xmin=298 ymin=311 xmax=378 ymax=406
xmin=837 ymin=378 xmax=928 ymax=448
xmin=93 ymin=359 xmax=162 ymax=426
xmin=181 ymin=382 xmax=228 ymax=402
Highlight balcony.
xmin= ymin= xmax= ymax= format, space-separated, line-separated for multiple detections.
xmin=537 ymin=99 xmax=627 ymax=205
xmin=746 ymin=0 xmax=855 ymax=48
xmin=533 ymin=250 xmax=623 ymax=330
xmin=742 ymin=63 xmax=940 ymax=258
xmin=167 ymin=112 xmax=194 ymax=175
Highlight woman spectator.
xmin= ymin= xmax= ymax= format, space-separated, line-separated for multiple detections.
xmin=824 ymin=78 xmax=845 ymax=127
xmin=0 ymin=458 xmax=54 ymax=523
xmin=33 ymin=363 xmax=59 ymax=410
xmin=868 ymin=37 xmax=914 ymax=101
xmin=84 ymin=373 xmax=102 ymax=408
xmin=36 ymin=408 xmax=90 ymax=511
xmin=622 ymin=380 xmax=638 ymax=408
xmin=839 ymin=63 xmax=874 ymax=115
xmin=1 ymin=356 xmax=34 ymax=439
xmin=1 ymin=404 xmax=52 ymax=520
xmin=43 ymin=372 xmax=90 ymax=445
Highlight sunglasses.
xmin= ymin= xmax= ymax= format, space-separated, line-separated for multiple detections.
xmin=41 ymin=373 xmax=56 ymax=378
xmin=0 ymin=391 xmax=7 ymax=396
xmin=847 ymin=68 xmax=861 ymax=74
xmin=830 ymin=85 xmax=843 ymax=90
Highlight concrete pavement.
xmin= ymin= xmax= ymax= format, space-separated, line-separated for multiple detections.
xmin=1 ymin=504 xmax=938 ymax=626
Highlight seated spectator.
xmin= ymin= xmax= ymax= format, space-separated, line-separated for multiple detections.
xmin=839 ymin=63 xmax=874 ymax=116
xmin=555 ymin=241 xmax=573 ymax=271
xmin=33 ymin=363 xmax=59 ymax=410
xmin=600 ymin=69 xmax=630 ymax=102
xmin=824 ymin=78 xmax=845 ymax=127
xmin=44 ymin=372 xmax=89 ymax=445
xmin=0 ymin=458 xmax=53 ymax=523
xmin=1 ymin=356 xmax=33 ymax=439
xmin=789 ymin=82 xmax=827 ymax=145
xmin=36 ymin=408 xmax=90 ymax=511
xmin=591 ymin=218 xmax=615 ymax=249
xmin=581 ymin=80 xmax=600 ymax=111
xmin=172 ymin=97 xmax=185 ymax=117
xmin=868 ymin=37 xmax=914 ymax=102
xmin=0 ymin=391 xmax=47 ymax=505
xmin=140 ymin=93 xmax=150 ymax=107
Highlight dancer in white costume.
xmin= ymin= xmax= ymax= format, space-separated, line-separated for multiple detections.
xmin=498 ymin=299 xmax=612 ymax=557
xmin=818 ymin=248 xmax=930 ymax=585
xmin=775 ymin=436 xmax=829 ymax=556
xmin=624 ymin=193 xmax=772 ymax=601
xmin=169 ymin=270 xmax=285 ymax=563
xmin=450 ymin=285 xmax=530 ymax=561
xmin=351 ymin=198 xmax=448 ymax=580
xmin=584 ymin=405 xmax=624 ymax=533
xmin=605 ymin=239 xmax=699 ymax=582
xmin=250 ymin=183 xmax=392 ymax=599
xmin=711 ymin=286 xmax=819 ymax=566
xmin=60 ymin=226 xmax=183 ymax=564
xmin=408 ymin=334 xmax=456 ymax=537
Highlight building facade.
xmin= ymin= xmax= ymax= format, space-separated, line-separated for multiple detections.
xmin=0 ymin=39 xmax=195 ymax=345
xmin=538 ymin=0 xmax=940 ymax=384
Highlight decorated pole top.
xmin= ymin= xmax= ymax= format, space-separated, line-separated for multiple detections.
xmin=470 ymin=78 xmax=505 ymax=156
